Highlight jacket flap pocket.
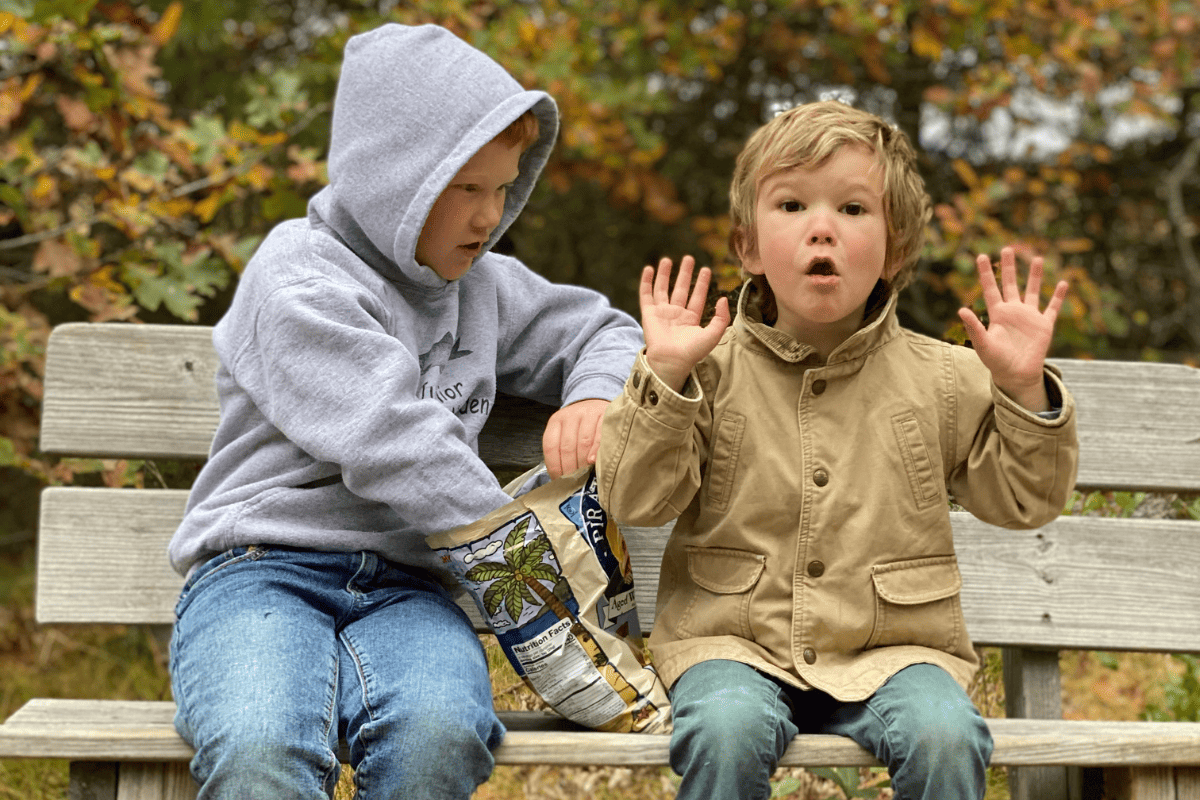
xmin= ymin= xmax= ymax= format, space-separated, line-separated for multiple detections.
xmin=871 ymin=556 xmax=961 ymax=605
xmin=686 ymin=546 xmax=765 ymax=594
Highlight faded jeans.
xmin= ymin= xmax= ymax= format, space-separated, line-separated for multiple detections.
xmin=669 ymin=659 xmax=993 ymax=800
xmin=170 ymin=546 xmax=503 ymax=800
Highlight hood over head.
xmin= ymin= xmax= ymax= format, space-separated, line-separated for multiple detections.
xmin=309 ymin=24 xmax=558 ymax=288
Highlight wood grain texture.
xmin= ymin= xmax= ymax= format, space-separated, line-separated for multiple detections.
xmin=4 ymin=700 xmax=1200 ymax=768
xmin=36 ymin=324 xmax=1200 ymax=490
xmin=36 ymin=488 xmax=1200 ymax=654
xmin=37 ymin=323 xmax=555 ymax=469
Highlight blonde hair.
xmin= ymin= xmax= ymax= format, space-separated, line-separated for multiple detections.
xmin=729 ymin=101 xmax=931 ymax=316
xmin=494 ymin=109 xmax=540 ymax=151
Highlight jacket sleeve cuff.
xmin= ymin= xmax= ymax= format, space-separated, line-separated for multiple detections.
xmin=992 ymin=364 xmax=1074 ymax=429
xmin=623 ymin=350 xmax=703 ymax=430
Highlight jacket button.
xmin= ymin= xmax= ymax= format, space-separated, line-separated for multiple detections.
xmin=812 ymin=379 xmax=826 ymax=395
xmin=807 ymin=560 xmax=825 ymax=578
xmin=647 ymin=390 xmax=659 ymax=406
xmin=813 ymin=469 xmax=828 ymax=487
xmin=803 ymin=648 xmax=817 ymax=664
xmin=632 ymin=372 xmax=641 ymax=388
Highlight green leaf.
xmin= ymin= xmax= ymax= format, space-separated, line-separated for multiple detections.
xmin=503 ymin=581 xmax=525 ymax=623
xmin=523 ymin=563 xmax=559 ymax=585
xmin=463 ymin=562 xmax=512 ymax=583
xmin=515 ymin=533 xmax=552 ymax=571
xmin=481 ymin=579 xmax=504 ymax=616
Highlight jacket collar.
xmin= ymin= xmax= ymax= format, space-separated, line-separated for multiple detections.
xmin=734 ymin=280 xmax=901 ymax=365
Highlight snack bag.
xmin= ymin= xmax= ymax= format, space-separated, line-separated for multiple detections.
xmin=427 ymin=465 xmax=671 ymax=733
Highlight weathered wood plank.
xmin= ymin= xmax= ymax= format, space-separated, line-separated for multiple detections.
xmin=36 ymin=487 xmax=1200 ymax=654
xmin=1177 ymin=767 xmax=1200 ymax=800
xmin=37 ymin=323 xmax=1200 ymax=491
xmin=4 ymin=700 xmax=1200 ymax=768
xmin=116 ymin=763 xmax=197 ymax=800
xmin=1004 ymin=648 xmax=1076 ymax=800
xmin=1052 ymin=358 xmax=1200 ymax=492
xmin=38 ymin=323 xmax=554 ymax=469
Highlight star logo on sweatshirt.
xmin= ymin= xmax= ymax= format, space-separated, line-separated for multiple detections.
xmin=418 ymin=332 xmax=472 ymax=374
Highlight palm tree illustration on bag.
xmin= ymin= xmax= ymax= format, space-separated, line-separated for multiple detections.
xmin=463 ymin=513 xmax=640 ymax=704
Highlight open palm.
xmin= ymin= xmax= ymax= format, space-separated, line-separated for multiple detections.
xmin=640 ymin=256 xmax=730 ymax=393
xmin=958 ymin=247 xmax=1068 ymax=411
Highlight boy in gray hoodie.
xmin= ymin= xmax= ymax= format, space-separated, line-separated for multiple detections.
xmin=167 ymin=24 xmax=642 ymax=799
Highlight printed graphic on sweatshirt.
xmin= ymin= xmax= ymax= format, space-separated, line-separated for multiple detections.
xmin=417 ymin=331 xmax=489 ymax=417
xmin=418 ymin=331 xmax=472 ymax=373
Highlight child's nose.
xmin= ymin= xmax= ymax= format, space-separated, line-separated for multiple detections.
xmin=807 ymin=209 xmax=836 ymax=245
xmin=474 ymin=194 xmax=505 ymax=232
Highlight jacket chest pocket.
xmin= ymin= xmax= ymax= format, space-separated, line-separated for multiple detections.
xmin=670 ymin=546 xmax=765 ymax=641
xmin=866 ymin=556 xmax=964 ymax=654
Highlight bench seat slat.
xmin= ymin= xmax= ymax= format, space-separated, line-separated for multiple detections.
xmin=37 ymin=487 xmax=1200 ymax=653
xmin=38 ymin=323 xmax=1200 ymax=492
xmin=3 ymin=699 xmax=1199 ymax=768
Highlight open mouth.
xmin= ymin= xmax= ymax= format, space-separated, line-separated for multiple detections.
xmin=806 ymin=257 xmax=837 ymax=276
xmin=459 ymin=242 xmax=484 ymax=255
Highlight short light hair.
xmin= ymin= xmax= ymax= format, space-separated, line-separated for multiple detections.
xmin=729 ymin=100 xmax=931 ymax=309
xmin=494 ymin=109 xmax=540 ymax=151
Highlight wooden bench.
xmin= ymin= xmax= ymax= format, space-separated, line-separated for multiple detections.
xmin=1 ymin=321 xmax=1199 ymax=800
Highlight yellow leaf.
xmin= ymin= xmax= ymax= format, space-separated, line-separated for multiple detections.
xmin=195 ymin=192 xmax=222 ymax=223
xmin=20 ymin=73 xmax=42 ymax=102
xmin=151 ymin=2 xmax=183 ymax=46
xmin=30 ymin=174 xmax=55 ymax=201
xmin=1058 ymin=238 xmax=1093 ymax=254
xmin=228 ymin=120 xmax=259 ymax=144
xmin=951 ymin=159 xmax=978 ymax=190
xmin=910 ymin=26 xmax=944 ymax=61
xmin=243 ymin=163 xmax=273 ymax=190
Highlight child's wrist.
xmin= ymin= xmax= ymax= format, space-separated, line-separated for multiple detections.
xmin=999 ymin=375 xmax=1050 ymax=413
xmin=644 ymin=354 xmax=691 ymax=394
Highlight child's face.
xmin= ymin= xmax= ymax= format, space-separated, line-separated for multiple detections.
xmin=743 ymin=144 xmax=894 ymax=348
xmin=415 ymin=137 xmax=522 ymax=281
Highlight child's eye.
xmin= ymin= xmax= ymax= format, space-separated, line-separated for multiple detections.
xmin=780 ymin=200 xmax=803 ymax=212
xmin=842 ymin=202 xmax=866 ymax=216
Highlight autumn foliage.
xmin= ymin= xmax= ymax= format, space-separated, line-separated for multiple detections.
xmin=2 ymin=0 xmax=1198 ymax=488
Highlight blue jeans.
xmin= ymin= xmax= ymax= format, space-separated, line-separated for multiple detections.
xmin=669 ymin=660 xmax=993 ymax=800
xmin=170 ymin=546 xmax=504 ymax=800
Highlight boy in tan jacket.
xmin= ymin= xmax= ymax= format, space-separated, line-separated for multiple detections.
xmin=596 ymin=101 xmax=1078 ymax=800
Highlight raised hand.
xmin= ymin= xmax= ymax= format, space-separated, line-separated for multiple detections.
xmin=640 ymin=256 xmax=731 ymax=393
xmin=957 ymin=246 xmax=1069 ymax=412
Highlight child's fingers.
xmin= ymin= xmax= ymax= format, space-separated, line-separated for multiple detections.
xmin=976 ymin=253 xmax=1001 ymax=309
xmin=652 ymin=257 xmax=674 ymax=303
xmin=670 ymin=255 xmax=694 ymax=307
xmin=687 ymin=266 xmax=712 ymax=318
xmin=957 ymin=306 xmax=987 ymax=350
xmin=1044 ymin=279 xmax=1069 ymax=321
xmin=1023 ymin=256 xmax=1045 ymax=306
xmin=999 ymin=246 xmax=1020 ymax=302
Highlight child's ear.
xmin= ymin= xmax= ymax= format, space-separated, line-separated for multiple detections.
xmin=883 ymin=253 xmax=903 ymax=282
xmin=730 ymin=227 xmax=763 ymax=275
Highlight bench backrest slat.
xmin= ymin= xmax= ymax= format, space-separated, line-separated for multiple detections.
xmin=39 ymin=323 xmax=554 ymax=470
xmin=40 ymin=323 xmax=1200 ymax=491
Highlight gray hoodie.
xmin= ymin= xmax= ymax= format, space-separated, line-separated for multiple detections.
xmin=168 ymin=24 xmax=642 ymax=582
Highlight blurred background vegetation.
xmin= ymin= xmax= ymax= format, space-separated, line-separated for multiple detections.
xmin=1 ymin=1 xmax=1198 ymax=796
xmin=1 ymin=0 xmax=1199 ymax=500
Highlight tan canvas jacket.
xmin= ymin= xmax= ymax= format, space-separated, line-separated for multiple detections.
xmin=597 ymin=288 xmax=1078 ymax=701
